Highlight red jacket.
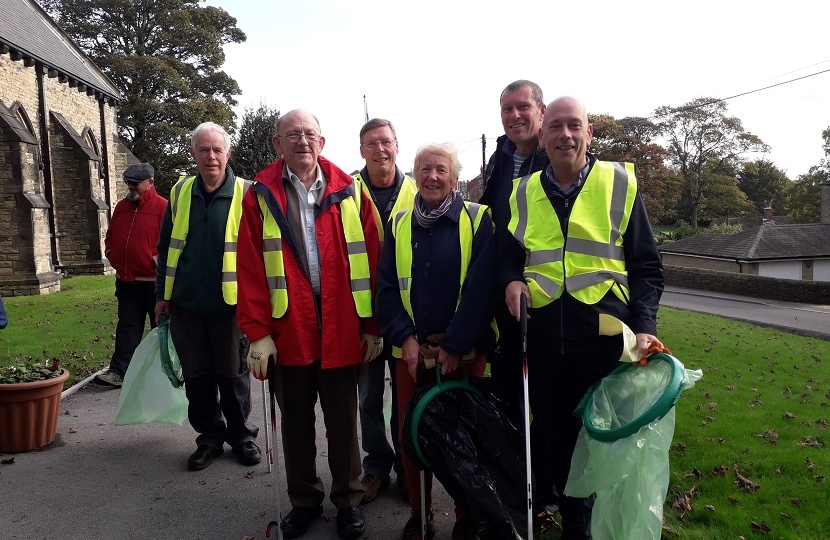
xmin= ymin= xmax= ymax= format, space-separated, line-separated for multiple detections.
xmin=105 ymin=186 xmax=167 ymax=281
xmin=236 ymin=156 xmax=382 ymax=369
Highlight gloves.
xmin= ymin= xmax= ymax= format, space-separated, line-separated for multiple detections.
xmin=360 ymin=332 xmax=384 ymax=364
xmin=247 ymin=335 xmax=277 ymax=380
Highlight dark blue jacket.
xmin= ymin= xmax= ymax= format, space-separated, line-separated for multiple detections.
xmin=0 ymin=293 xmax=7 ymax=329
xmin=376 ymin=195 xmax=497 ymax=356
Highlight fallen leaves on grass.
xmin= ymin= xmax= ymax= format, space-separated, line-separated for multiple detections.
xmin=750 ymin=521 xmax=772 ymax=533
xmin=668 ymin=486 xmax=699 ymax=518
xmin=753 ymin=429 xmax=779 ymax=444
xmin=796 ymin=435 xmax=826 ymax=448
xmin=782 ymin=412 xmax=795 ymax=419
xmin=733 ymin=465 xmax=760 ymax=492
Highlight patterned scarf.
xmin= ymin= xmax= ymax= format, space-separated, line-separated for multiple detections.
xmin=414 ymin=191 xmax=455 ymax=229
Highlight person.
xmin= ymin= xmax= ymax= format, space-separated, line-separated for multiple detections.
xmin=376 ymin=142 xmax=497 ymax=540
xmin=238 ymin=109 xmax=382 ymax=540
xmin=501 ymin=96 xmax=664 ymax=540
xmin=95 ymin=162 xmax=167 ymax=388
xmin=352 ymin=118 xmax=417 ymax=504
xmin=478 ymin=79 xmax=558 ymax=515
xmin=0 ymin=292 xmax=7 ymax=329
xmin=154 ymin=122 xmax=261 ymax=472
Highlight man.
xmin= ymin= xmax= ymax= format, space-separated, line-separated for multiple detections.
xmin=238 ymin=109 xmax=382 ymax=540
xmin=154 ymin=122 xmax=260 ymax=472
xmin=478 ymin=80 xmax=557 ymax=513
xmin=352 ymin=118 xmax=417 ymax=504
xmin=501 ymin=96 xmax=664 ymax=540
xmin=95 ymin=162 xmax=166 ymax=388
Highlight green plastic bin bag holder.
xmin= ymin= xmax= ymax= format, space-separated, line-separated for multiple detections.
xmin=409 ymin=365 xmax=484 ymax=469
xmin=574 ymin=352 xmax=686 ymax=442
xmin=158 ymin=313 xmax=184 ymax=388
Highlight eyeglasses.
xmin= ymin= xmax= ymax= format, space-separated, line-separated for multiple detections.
xmin=277 ymin=132 xmax=321 ymax=143
xmin=361 ymin=139 xmax=397 ymax=150
xmin=124 ymin=178 xmax=145 ymax=187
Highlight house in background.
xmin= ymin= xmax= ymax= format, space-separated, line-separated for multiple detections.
xmin=659 ymin=182 xmax=830 ymax=283
xmin=0 ymin=0 xmax=138 ymax=296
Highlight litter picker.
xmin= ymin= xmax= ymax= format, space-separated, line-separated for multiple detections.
xmin=520 ymin=292 xmax=533 ymax=540
xmin=261 ymin=379 xmax=271 ymax=473
xmin=264 ymin=358 xmax=284 ymax=540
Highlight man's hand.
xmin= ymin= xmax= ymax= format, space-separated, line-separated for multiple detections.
xmin=360 ymin=332 xmax=384 ymax=364
xmin=505 ymin=281 xmax=530 ymax=321
xmin=401 ymin=335 xmax=420 ymax=381
xmin=247 ymin=335 xmax=277 ymax=380
xmin=633 ymin=333 xmax=666 ymax=366
xmin=437 ymin=348 xmax=460 ymax=376
xmin=154 ymin=300 xmax=170 ymax=326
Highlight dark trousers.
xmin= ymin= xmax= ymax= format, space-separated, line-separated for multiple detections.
xmin=357 ymin=342 xmax=402 ymax=479
xmin=170 ymin=305 xmax=258 ymax=449
xmin=109 ymin=280 xmax=156 ymax=375
xmin=275 ymin=361 xmax=363 ymax=509
xmin=526 ymin=307 xmax=621 ymax=540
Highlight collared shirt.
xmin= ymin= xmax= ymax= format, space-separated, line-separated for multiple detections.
xmin=544 ymin=160 xmax=590 ymax=197
xmin=285 ymin=165 xmax=326 ymax=295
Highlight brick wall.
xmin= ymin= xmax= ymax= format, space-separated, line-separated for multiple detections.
xmin=664 ymin=265 xmax=830 ymax=304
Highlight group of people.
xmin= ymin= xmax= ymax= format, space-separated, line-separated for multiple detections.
xmin=98 ymin=79 xmax=664 ymax=540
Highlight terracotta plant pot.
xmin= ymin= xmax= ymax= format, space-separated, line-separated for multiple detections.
xmin=0 ymin=369 xmax=70 ymax=453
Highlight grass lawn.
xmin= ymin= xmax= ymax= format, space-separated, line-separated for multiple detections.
xmin=0 ymin=275 xmax=827 ymax=539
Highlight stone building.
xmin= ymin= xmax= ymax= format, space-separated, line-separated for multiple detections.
xmin=0 ymin=0 xmax=137 ymax=296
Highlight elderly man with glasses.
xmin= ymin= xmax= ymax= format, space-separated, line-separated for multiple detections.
xmin=237 ymin=109 xmax=383 ymax=539
xmin=95 ymin=162 xmax=167 ymax=387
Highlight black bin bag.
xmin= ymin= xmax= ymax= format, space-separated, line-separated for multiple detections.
xmin=402 ymin=371 xmax=528 ymax=540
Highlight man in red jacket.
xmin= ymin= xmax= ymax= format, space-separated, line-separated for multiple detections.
xmin=237 ymin=109 xmax=382 ymax=540
xmin=95 ymin=162 xmax=167 ymax=387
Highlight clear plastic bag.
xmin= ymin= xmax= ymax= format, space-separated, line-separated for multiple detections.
xmin=565 ymin=357 xmax=703 ymax=540
xmin=114 ymin=327 xmax=188 ymax=425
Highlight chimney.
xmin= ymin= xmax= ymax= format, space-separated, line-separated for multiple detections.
xmin=762 ymin=200 xmax=773 ymax=221
xmin=822 ymin=182 xmax=830 ymax=223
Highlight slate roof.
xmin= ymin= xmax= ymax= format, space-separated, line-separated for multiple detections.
xmin=0 ymin=0 xmax=121 ymax=101
xmin=659 ymin=223 xmax=830 ymax=261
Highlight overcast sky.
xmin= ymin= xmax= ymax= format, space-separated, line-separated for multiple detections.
xmin=207 ymin=0 xmax=829 ymax=182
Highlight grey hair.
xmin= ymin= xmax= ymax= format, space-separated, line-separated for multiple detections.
xmin=413 ymin=142 xmax=462 ymax=183
xmin=500 ymin=80 xmax=544 ymax=108
xmin=359 ymin=118 xmax=397 ymax=140
xmin=190 ymin=122 xmax=231 ymax=151
xmin=274 ymin=110 xmax=322 ymax=134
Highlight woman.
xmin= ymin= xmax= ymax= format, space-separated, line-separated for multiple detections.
xmin=376 ymin=142 xmax=497 ymax=540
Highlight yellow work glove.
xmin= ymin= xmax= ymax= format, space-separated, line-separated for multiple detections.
xmin=247 ymin=335 xmax=277 ymax=381
xmin=360 ymin=332 xmax=384 ymax=364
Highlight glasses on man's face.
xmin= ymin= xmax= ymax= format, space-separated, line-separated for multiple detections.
xmin=361 ymin=139 xmax=397 ymax=150
xmin=124 ymin=179 xmax=144 ymax=187
xmin=277 ymin=132 xmax=321 ymax=143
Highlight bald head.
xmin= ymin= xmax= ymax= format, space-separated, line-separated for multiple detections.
xmin=540 ymin=96 xmax=593 ymax=186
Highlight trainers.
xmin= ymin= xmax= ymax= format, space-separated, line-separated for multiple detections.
xmin=233 ymin=441 xmax=262 ymax=466
xmin=400 ymin=510 xmax=435 ymax=540
xmin=451 ymin=519 xmax=478 ymax=540
xmin=360 ymin=473 xmax=390 ymax=504
xmin=94 ymin=369 xmax=124 ymax=387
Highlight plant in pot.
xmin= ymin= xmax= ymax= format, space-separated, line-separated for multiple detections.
xmin=0 ymin=357 xmax=70 ymax=453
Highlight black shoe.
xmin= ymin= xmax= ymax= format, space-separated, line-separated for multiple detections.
xmin=187 ymin=445 xmax=223 ymax=471
xmin=336 ymin=506 xmax=365 ymax=540
xmin=281 ymin=505 xmax=323 ymax=539
xmin=233 ymin=441 xmax=262 ymax=466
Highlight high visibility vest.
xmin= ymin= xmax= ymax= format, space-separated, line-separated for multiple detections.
xmin=507 ymin=161 xmax=637 ymax=308
xmin=254 ymin=184 xmax=373 ymax=319
xmin=164 ymin=175 xmax=250 ymax=304
xmin=352 ymin=172 xmax=418 ymax=225
xmin=390 ymin=201 xmax=497 ymax=358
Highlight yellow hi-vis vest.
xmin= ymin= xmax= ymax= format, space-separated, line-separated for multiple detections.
xmin=508 ymin=161 xmax=638 ymax=308
xmin=389 ymin=201 xmax=497 ymax=358
xmin=352 ymin=172 xmax=418 ymax=228
xmin=164 ymin=175 xmax=250 ymax=304
xmin=254 ymin=184 xmax=373 ymax=319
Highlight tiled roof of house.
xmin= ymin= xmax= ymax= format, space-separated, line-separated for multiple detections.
xmin=0 ymin=0 xmax=120 ymax=100
xmin=659 ymin=223 xmax=830 ymax=261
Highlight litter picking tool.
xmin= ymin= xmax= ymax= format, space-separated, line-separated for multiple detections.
xmin=264 ymin=358 xmax=284 ymax=540
xmin=261 ymin=379 xmax=271 ymax=473
xmin=520 ymin=292 xmax=533 ymax=540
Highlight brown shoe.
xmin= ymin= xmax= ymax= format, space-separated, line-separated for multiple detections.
xmin=400 ymin=510 xmax=435 ymax=540
xmin=360 ymin=473 xmax=391 ymax=504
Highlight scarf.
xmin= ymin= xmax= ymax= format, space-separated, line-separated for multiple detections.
xmin=414 ymin=191 xmax=455 ymax=229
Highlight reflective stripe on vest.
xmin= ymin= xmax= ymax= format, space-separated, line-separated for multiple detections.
xmin=390 ymin=202 xmax=496 ymax=358
xmin=508 ymin=161 xmax=636 ymax=307
xmin=256 ymin=186 xmax=372 ymax=319
xmin=164 ymin=175 xmax=250 ymax=304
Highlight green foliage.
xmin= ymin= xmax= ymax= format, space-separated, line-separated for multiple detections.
xmin=0 ymin=358 xmax=62 ymax=384
xmin=656 ymin=220 xmax=743 ymax=244
xmin=784 ymin=166 xmax=828 ymax=223
xmin=229 ymin=101 xmax=280 ymax=179
xmin=654 ymin=98 xmax=769 ymax=228
xmin=738 ymin=159 xmax=791 ymax=216
xmin=39 ymin=0 xmax=247 ymax=195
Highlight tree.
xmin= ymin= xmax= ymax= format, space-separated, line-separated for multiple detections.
xmin=40 ymin=0 xmax=246 ymax=194
xmin=784 ymin=167 xmax=828 ymax=223
xmin=737 ymin=159 xmax=790 ymax=217
xmin=654 ymin=98 xmax=769 ymax=227
xmin=589 ymin=114 xmax=679 ymax=224
xmin=228 ymin=102 xmax=280 ymax=179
